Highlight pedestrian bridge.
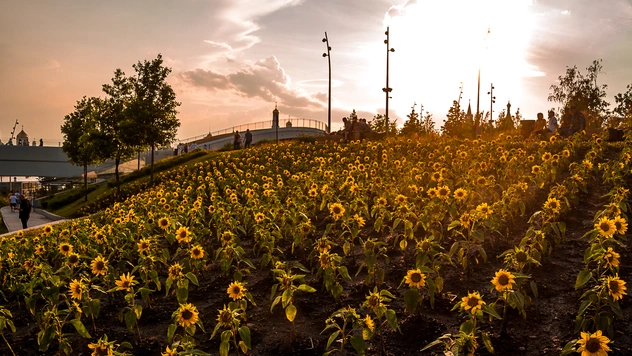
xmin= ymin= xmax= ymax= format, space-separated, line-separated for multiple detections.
xmin=0 ymin=118 xmax=326 ymax=178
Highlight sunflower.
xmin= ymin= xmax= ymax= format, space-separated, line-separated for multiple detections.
xmin=175 ymin=226 xmax=191 ymax=243
xmin=176 ymin=303 xmax=200 ymax=328
xmin=603 ymin=247 xmax=620 ymax=270
xmin=491 ymin=269 xmax=516 ymax=292
xmin=299 ymin=222 xmax=312 ymax=235
xmin=59 ymin=243 xmax=73 ymax=256
xmin=221 ymin=231 xmax=234 ymax=245
xmin=577 ymin=330 xmax=611 ymax=356
xmin=329 ymin=203 xmax=345 ymax=220
xmin=543 ymin=197 xmax=561 ymax=215
xmin=91 ymin=256 xmax=108 ymax=276
xmin=88 ymin=340 xmax=113 ymax=356
xmin=115 ymin=273 xmax=135 ymax=292
xmin=404 ymin=269 xmax=426 ymax=289
xmin=168 ymin=263 xmax=183 ymax=280
xmin=354 ymin=214 xmax=366 ymax=228
xmin=606 ymin=275 xmax=627 ymax=301
xmin=69 ymin=279 xmax=84 ymax=300
xmin=364 ymin=314 xmax=375 ymax=331
xmin=461 ymin=292 xmax=486 ymax=314
xmin=227 ymin=281 xmax=246 ymax=301
xmin=395 ymin=194 xmax=408 ymax=205
xmin=595 ymin=217 xmax=616 ymax=238
xmin=613 ymin=216 xmax=628 ymax=235
xmin=23 ymin=260 xmax=36 ymax=273
xmin=364 ymin=290 xmax=384 ymax=312
xmin=437 ymin=186 xmax=451 ymax=200
xmin=137 ymin=238 xmax=151 ymax=254
xmin=308 ymin=188 xmax=318 ymax=198
xmin=454 ymin=188 xmax=467 ymax=201
xmin=376 ymin=197 xmax=387 ymax=207
xmin=162 ymin=346 xmax=178 ymax=356
xmin=217 ymin=305 xmax=235 ymax=328
xmin=542 ymin=152 xmax=552 ymax=161
xmin=158 ymin=217 xmax=170 ymax=230
xmin=67 ymin=253 xmax=80 ymax=267
xmin=476 ymin=203 xmax=493 ymax=218
xmin=476 ymin=176 xmax=487 ymax=186
xmin=43 ymin=225 xmax=53 ymax=235
xmin=319 ymin=251 xmax=331 ymax=268
xmin=190 ymin=245 xmax=205 ymax=259
xmin=254 ymin=213 xmax=265 ymax=224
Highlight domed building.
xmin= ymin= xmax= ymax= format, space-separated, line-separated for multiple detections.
xmin=16 ymin=127 xmax=29 ymax=146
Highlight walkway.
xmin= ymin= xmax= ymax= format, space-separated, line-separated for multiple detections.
xmin=0 ymin=206 xmax=66 ymax=234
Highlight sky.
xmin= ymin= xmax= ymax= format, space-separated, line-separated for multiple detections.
xmin=1 ymin=0 xmax=631 ymax=144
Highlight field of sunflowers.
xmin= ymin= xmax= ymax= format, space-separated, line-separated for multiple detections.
xmin=0 ymin=133 xmax=630 ymax=355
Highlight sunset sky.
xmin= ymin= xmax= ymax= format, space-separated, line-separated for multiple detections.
xmin=1 ymin=0 xmax=631 ymax=144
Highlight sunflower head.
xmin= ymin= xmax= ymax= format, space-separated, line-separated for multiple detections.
xmin=606 ymin=275 xmax=627 ymax=301
xmin=454 ymin=188 xmax=467 ymax=201
xmin=168 ymin=263 xmax=183 ymax=280
xmin=491 ymin=269 xmax=516 ymax=292
xmin=67 ymin=253 xmax=80 ymax=267
xmin=158 ymin=217 xmax=170 ymax=230
xmin=595 ymin=217 xmax=616 ymax=238
xmin=115 ymin=273 xmax=135 ymax=292
xmin=190 ymin=245 xmax=205 ymax=259
xmin=59 ymin=243 xmax=73 ymax=256
xmin=603 ymin=247 xmax=620 ymax=269
xmin=404 ymin=269 xmax=426 ymax=289
xmin=227 ymin=281 xmax=246 ymax=301
xmin=217 ymin=305 xmax=235 ymax=328
xmin=461 ymin=292 xmax=486 ymax=314
xmin=613 ymin=216 xmax=628 ymax=235
xmin=543 ymin=197 xmax=561 ymax=215
xmin=176 ymin=303 xmax=199 ymax=328
xmin=364 ymin=314 xmax=375 ymax=332
xmin=69 ymin=279 xmax=84 ymax=300
xmin=91 ymin=256 xmax=108 ymax=276
xmin=437 ymin=186 xmax=450 ymax=200
xmin=88 ymin=340 xmax=113 ymax=356
xmin=329 ymin=203 xmax=345 ymax=220
xmin=175 ymin=226 xmax=190 ymax=243
xmin=137 ymin=238 xmax=151 ymax=254
xmin=577 ymin=330 xmax=611 ymax=356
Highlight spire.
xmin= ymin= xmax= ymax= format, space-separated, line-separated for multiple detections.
xmin=506 ymin=101 xmax=511 ymax=118
xmin=466 ymin=101 xmax=472 ymax=117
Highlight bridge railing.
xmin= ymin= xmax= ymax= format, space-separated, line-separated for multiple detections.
xmin=178 ymin=118 xmax=327 ymax=144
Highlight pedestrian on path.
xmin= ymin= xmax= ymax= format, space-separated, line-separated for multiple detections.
xmin=18 ymin=195 xmax=32 ymax=229
xmin=9 ymin=192 xmax=17 ymax=212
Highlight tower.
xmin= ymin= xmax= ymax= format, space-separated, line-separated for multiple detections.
xmin=272 ymin=103 xmax=279 ymax=128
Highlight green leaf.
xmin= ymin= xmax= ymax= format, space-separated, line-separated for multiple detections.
xmin=338 ymin=266 xmax=352 ymax=282
xmin=350 ymin=335 xmax=367 ymax=355
xmin=285 ymin=304 xmax=297 ymax=322
xmin=186 ymin=272 xmax=199 ymax=286
xmin=177 ymin=287 xmax=189 ymax=304
xmin=326 ymin=331 xmax=340 ymax=350
xmin=421 ymin=338 xmax=446 ymax=352
xmin=483 ymin=304 xmax=502 ymax=320
xmin=125 ymin=310 xmax=137 ymax=331
xmin=167 ymin=323 xmax=177 ymax=343
xmin=282 ymin=288 xmax=292 ymax=308
xmin=575 ymin=270 xmax=592 ymax=290
xmin=69 ymin=320 xmax=91 ymax=338
xmin=239 ymin=326 xmax=251 ymax=349
xmin=297 ymin=284 xmax=316 ymax=293
xmin=271 ymin=295 xmax=282 ymax=312
xmin=134 ymin=304 xmax=143 ymax=319
xmin=404 ymin=289 xmax=420 ymax=314
xmin=385 ymin=309 xmax=399 ymax=331
xmin=481 ymin=332 xmax=494 ymax=353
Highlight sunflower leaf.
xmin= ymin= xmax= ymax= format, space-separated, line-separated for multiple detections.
xmin=575 ymin=270 xmax=592 ymax=289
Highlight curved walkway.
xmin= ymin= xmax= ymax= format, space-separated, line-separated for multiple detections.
xmin=0 ymin=206 xmax=66 ymax=235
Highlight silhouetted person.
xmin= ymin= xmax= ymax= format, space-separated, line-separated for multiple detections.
xmin=234 ymin=131 xmax=242 ymax=149
xmin=39 ymin=138 xmax=43 ymax=146
xmin=9 ymin=191 xmax=17 ymax=212
xmin=547 ymin=110 xmax=558 ymax=134
xmin=531 ymin=112 xmax=549 ymax=138
xmin=19 ymin=195 xmax=32 ymax=229
xmin=245 ymin=129 xmax=253 ymax=148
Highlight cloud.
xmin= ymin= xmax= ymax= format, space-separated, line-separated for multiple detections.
xmin=203 ymin=40 xmax=233 ymax=51
xmin=384 ymin=0 xmax=418 ymax=26
xmin=179 ymin=56 xmax=325 ymax=112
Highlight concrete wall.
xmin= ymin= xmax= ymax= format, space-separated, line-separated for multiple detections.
xmin=0 ymin=146 xmax=106 ymax=177
xmin=199 ymin=127 xmax=325 ymax=150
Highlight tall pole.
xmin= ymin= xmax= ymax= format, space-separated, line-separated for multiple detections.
xmin=488 ymin=83 xmax=496 ymax=122
xmin=322 ymin=33 xmax=332 ymax=133
xmin=382 ymin=27 xmax=394 ymax=137
xmin=476 ymin=68 xmax=481 ymax=120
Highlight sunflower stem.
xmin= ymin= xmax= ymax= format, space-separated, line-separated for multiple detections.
xmin=1 ymin=332 xmax=16 ymax=356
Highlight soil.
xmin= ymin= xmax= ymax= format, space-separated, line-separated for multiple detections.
xmin=3 ymin=170 xmax=631 ymax=356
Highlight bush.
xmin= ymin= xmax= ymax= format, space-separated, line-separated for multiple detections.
xmin=41 ymin=185 xmax=99 ymax=210
xmin=0 ymin=196 xmax=8 ymax=207
xmin=218 ymin=142 xmax=234 ymax=152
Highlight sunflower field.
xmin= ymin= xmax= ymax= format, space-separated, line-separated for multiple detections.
xmin=0 ymin=133 xmax=630 ymax=355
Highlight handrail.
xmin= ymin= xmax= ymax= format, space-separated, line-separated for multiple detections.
xmin=178 ymin=118 xmax=327 ymax=143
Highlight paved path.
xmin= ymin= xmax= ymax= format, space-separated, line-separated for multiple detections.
xmin=1 ymin=206 xmax=66 ymax=234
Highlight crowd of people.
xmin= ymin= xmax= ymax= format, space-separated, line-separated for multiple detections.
xmin=335 ymin=117 xmax=373 ymax=140
xmin=531 ymin=106 xmax=586 ymax=138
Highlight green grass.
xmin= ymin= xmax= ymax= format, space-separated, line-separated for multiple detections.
xmin=50 ymin=150 xmax=219 ymax=218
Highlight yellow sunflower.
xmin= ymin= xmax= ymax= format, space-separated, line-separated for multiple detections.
xmin=595 ymin=217 xmax=616 ymax=238
xmin=476 ymin=203 xmax=493 ymax=218
xmin=364 ymin=314 xmax=375 ymax=331
xmin=254 ymin=212 xmax=265 ymax=224
xmin=491 ymin=269 xmax=516 ymax=292
xmin=606 ymin=275 xmax=627 ymax=301
xmin=613 ymin=216 xmax=628 ymax=235
xmin=227 ymin=281 xmax=246 ymax=301
xmin=543 ymin=197 xmax=561 ymax=215
xmin=162 ymin=346 xmax=178 ymax=356
xmin=168 ymin=263 xmax=183 ymax=280
xmin=91 ymin=256 xmax=108 ymax=276
xmin=137 ymin=238 xmax=151 ymax=254
xmin=58 ymin=243 xmax=73 ymax=256
xmin=404 ymin=269 xmax=426 ymax=289
xmin=175 ymin=226 xmax=191 ymax=243
xmin=329 ymin=203 xmax=345 ymax=220
xmin=454 ymin=188 xmax=468 ymax=201
xmin=115 ymin=273 xmax=135 ymax=292
xmin=576 ymin=330 xmax=610 ymax=356
xmin=176 ymin=303 xmax=200 ymax=328
xmin=69 ymin=279 xmax=84 ymax=300
xmin=67 ymin=253 xmax=80 ymax=268
xmin=603 ymin=248 xmax=620 ymax=269
xmin=43 ymin=225 xmax=53 ymax=235
xmin=437 ymin=186 xmax=451 ymax=200
xmin=158 ymin=217 xmax=170 ymax=230
xmin=190 ymin=245 xmax=205 ymax=259
xmin=395 ymin=194 xmax=408 ymax=205
xmin=217 ymin=305 xmax=235 ymax=328
xmin=354 ymin=214 xmax=366 ymax=228
xmin=88 ymin=340 xmax=113 ymax=356
xmin=461 ymin=292 xmax=486 ymax=314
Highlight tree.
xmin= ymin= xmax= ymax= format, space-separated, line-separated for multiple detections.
xmin=61 ymin=97 xmax=105 ymax=202
xmin=101 ymin=69 xmax=136 ymax=194
xmin=548 ymin=59 xmax=610 ymax=128
xmin=420 ymin=112 xmax=438 ymax=136
xmin=128 ymin=54 xmax=181 ymax=185
xmin=400 ymin=106 xmax=421 ymax=136
xmin=612 ymin=84 xmax=632 ymax=128
xmin=441 ymin=100 xmax=471 ymax=138
xmin=369 ymin=114 xmax=398 ymax=136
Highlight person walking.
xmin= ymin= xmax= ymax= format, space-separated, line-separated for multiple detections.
xmin=9 ymin=192 xmax=17 ymax=212
xmin=18 ymin=195 xmax=32 ymax=229
xmin=233 ymin=131 xmax=242 ymax=150
xmin=244 ymin=129 xmax=253 ymax=148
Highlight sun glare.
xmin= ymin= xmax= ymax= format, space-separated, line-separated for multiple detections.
xmin=365 ymin=0 xmax=542 ymax=125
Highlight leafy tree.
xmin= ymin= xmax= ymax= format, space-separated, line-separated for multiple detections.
xmin=369 ymin=114 xmax=398 ymax=136
xmin=61 ymin=97 xmax=105 ymax=202
xmin=400 ymin=107 xmax=421 ymax=136
xmin=128 ymin=54 xmax=181 ymax=185
xmin=101 ymin=69 xmax=136 ymax=194
xmin=612 ymin=84 xmax=632 ymax=128
xmin=420 ymin=112 xmax=438 ymax=136
xmin=441 ymin=100 xmax=472 ymax=138
xmin=548 ymin=59 xmax=610 ymax=128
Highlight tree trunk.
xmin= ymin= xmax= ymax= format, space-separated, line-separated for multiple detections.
xmin=150 ymin=144 xmax=155 ymax=186
xmin=115 ymin=156 xmax=121 ymax=195
xmin=83 ymin=163 xmax=88 ymax=202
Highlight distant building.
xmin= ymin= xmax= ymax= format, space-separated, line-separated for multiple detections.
xmin=272 ymin=103 xmax=280 ymax=128
xmin=16 ymin=128 xmax=29 ymax=146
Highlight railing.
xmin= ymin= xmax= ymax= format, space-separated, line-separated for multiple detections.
xmin=0 ymin=138 xmax=65 ymax=147
xmin=179 ymin=118 xmax=327 ymax=143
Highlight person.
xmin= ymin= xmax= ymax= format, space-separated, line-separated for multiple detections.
xmin=571 ymin=106 xmax=586 ymax=132
xmin=233 ymin=131 xmax=242 ymax=150
xmin=183 ymin=144 xmax=189 ymax=154
xmin=547 ymin=110 xmax=558 ymax=134
xmin=558 ymin=108 xmax=573 ymax=137
xmin=18 ymin=194 xmax=32 ymax=229
xmin=39 ymin=138 xmax=44 ymax=146
xmin=173 ymin=147 xmax=178 ymax=156
xmin=190 ymin=142 xmax=198 ymax=150
xmin=244 ymin=129 xmax=253 ymax=148
xmin=9 ymin=192 xmax=17 ymax=212
xmin=531 ymin=112 xmax=549 ymax=138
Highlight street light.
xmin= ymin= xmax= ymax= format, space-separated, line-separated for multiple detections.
xmin=382 ymin=27 xmax=395 ymax=137
xmin=322 ymin=32 xmax=332 ymax=133
xmin=487 ymin=83 xmax=496 ymax=122
xmin=476 ymin=28 xmax=491 ymax=121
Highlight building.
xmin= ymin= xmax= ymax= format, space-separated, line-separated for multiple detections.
xmin=16 ymin=128 xmax=29 ymax=146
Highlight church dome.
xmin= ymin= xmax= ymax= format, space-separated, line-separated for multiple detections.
xmin=17 ymin=130 xmax=28 ymax=139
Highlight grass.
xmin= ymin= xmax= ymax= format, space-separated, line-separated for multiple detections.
xmin=50 ymin=150 xmax=219 ymax=218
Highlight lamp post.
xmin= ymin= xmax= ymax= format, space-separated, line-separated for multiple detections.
xmin=487 ymin=83 xmax=496 ymax=122
xmin=382 ymin=27 xmax=394 ymax=137
xmin=476 ymin=28 xmax=491 ymax=122
xmin=322 ymin=33 xmax=332 ymax=133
